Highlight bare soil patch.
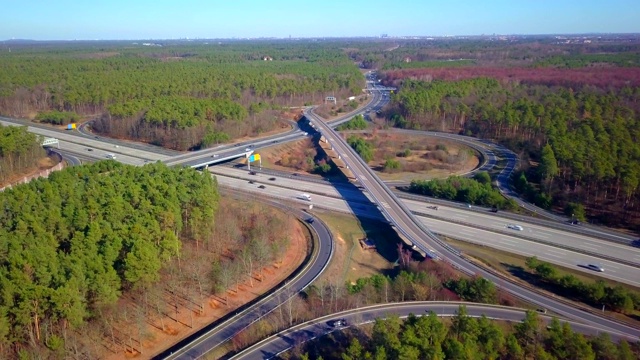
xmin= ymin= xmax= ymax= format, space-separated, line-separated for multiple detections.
xmin=350 ymin=131 xmax=480 ymax=182
xmin=258 ymin=131 xmax=479 ymax=183
xmin=0 ymin=155 xmax=60 ymax=188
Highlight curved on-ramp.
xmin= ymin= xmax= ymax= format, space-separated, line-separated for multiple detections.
xmin=230 ymin=301 xmax=638 ymax=360
xmin=156 ymin=195 xmax=334 ymax=360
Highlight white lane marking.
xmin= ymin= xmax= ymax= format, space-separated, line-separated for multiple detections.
xmin=546 ymin=249 xmax=566 ymax=255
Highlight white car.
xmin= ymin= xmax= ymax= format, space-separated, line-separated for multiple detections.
xmin=507 ymin=224 xmax=523 ymax=231
xmin=106 ymin=153 xmax=116 ymax=159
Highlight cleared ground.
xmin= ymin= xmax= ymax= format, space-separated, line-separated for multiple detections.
xmin=312 ymin=210 xmax=400 ymax=286
xmin=257 ymin=130 xmax=480 ymax=183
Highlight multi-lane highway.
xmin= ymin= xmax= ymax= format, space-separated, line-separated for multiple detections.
xmin=208 ymin=167 xmax=640 ymax=287
xmin=231 ymin=302 xmax=637 ymax=360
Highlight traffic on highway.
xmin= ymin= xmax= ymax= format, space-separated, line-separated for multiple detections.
xmin=3 ymin=70 xmax=640 ymax=359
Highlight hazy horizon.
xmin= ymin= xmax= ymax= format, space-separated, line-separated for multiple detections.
xmin=2 ymin=0 xmax=639 ymax=41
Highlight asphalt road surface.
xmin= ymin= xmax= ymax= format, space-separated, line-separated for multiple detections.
xmin=210 ymin=170 xmax=640 ymax=287
xmin=231 ymin=302 xmax=637 ymax=360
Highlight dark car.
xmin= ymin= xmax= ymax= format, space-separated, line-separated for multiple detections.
xmin=491 ymin=207 xmax=498 ymax=213
xmin=87 ymin=148 xmax=93 ymax=151
xmin=258 ymin=185 xmax=266 ymax=189
xmin=329 ymin=319 xmax=347 ymax=327
xmin=269 ymin=177 xmax=276 ymax=181
xmin=249 ymin=171 xmax=257 ymax=175
xmin=306 ymin=218 xmax=315 ymax=224
xmin=569 ymin=219 xmax=580 ymax=225
xmin=248 ymin=180 xmax=255 ymax=184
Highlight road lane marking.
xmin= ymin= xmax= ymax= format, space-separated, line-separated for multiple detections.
xmin=546 ymin=249 xmax=566 ymax=255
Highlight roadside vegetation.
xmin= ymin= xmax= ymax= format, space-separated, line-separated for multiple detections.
xmin=291 ymin=309 xmax=639 ymax=360
xmin=525 ymin=257 xmax=640 ymax=314
xmin=336 ymin=114 xmax=368 ymax=131
xmin=409 ymin=172 xmax=518 ymax=210
xmin=346 ymin=135 xmax=375 ymax=162
xmin=223 ymin=244 xmax=639 ymax=359
xmin=443 ymin=237 xmax=640 ymax=326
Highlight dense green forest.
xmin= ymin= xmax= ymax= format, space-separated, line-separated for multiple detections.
xmin=0 ymin=125 xmax=45 ymax=183
xmin=290 ymin=309 xmax=640 ymax=360
xmin=0 ymin=162 xmax=217 ymax=351
xmin=0 ymin=160 xmax=298 ymax=358
xmin=0 ymin=42 xmax=363 ymax=149
xmin=385 ymin=77 xmax=640 ymax=228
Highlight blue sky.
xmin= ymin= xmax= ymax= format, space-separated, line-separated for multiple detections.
xmin=2 ymin=0 xmax=639 ymax=40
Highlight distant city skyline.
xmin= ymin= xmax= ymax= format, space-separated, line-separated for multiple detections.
xmin=1 ymin=0 xmax=639 ymax=41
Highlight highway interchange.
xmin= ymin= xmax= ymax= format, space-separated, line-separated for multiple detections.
xmin=2 ymin=71 xmax=640 ymax=358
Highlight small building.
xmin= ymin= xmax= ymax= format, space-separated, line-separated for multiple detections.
xmin=348 ymin=96 xmax=356 ymax=101
xmin=262 ymin=56 xmax=273 ymax=61
xmin=403 ymin=56 xmax=412 ymax=63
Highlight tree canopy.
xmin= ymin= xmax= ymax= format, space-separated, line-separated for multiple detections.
xmin=0 ymin=125 xmax=45 ymax=183
xmin=0 ymin=161 xmax=218 ymax=346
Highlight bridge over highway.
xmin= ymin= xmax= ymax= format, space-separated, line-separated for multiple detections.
xmin=304 ymin=108 xmax=640 ymax=340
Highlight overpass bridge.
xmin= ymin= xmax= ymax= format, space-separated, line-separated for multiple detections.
xmin=303 ymin=108 xmax=640 ymax=339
